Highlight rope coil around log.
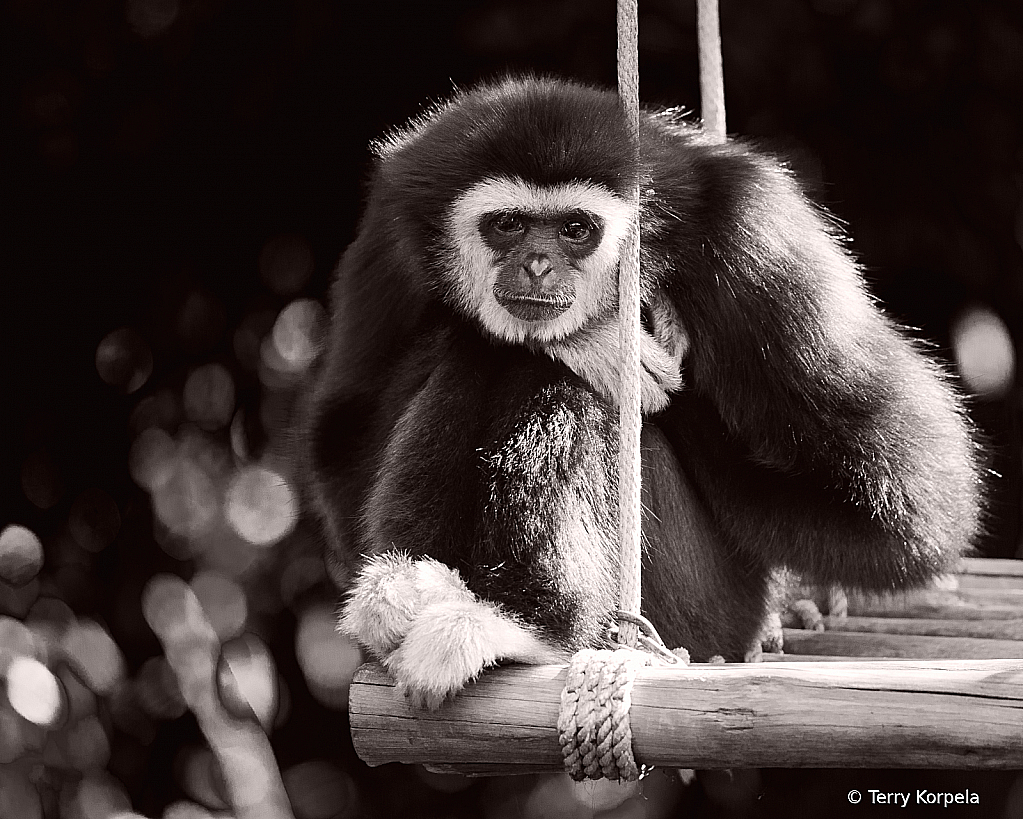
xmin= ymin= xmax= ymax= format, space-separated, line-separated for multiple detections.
xmin=557 ymin=648 xmax=651 ymax=781
xmin=557 ymin=613 xmax=686 ymax=781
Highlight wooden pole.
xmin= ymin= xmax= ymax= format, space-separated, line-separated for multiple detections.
xmin=349 ymin=660 xmax=1023 ymax=774
xmin=845 ymin=561 xmax=1023 ymax=617
xmin=961 ymin=557 xmax=1023 ymax=579
xmin=821 ymin=615 xmax=1023 ymax=640
xmin=847 ymin=597 xmax=1023 ymax=621
xmin=780 ymin=629 xmax=1023 ymax=659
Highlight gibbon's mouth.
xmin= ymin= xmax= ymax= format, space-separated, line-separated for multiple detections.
xmin=494 ymin=289 xmax=573 ymax=322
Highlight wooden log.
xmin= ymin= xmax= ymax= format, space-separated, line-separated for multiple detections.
xmin=821 ymin=616 xmax=1023 ymax=641
xmin=920 ymin=587 xmax=1023 ymax=606
xmin=349 ymin=660 xmax=1023 ymax=773
xmin=961 ymin=557 xmax=1023 ymax=577
xmin=781 ymin=629 xmax=1023 ymax=659
xmin=838 ymin=559 xmax=1023 ymax=617
xmin=760 ymin=653 xmax=861 ymax=662
xmin=845 ymin=597 xmax=1023 ymax=621
xmin=847 ymin=588 xmax=1023 ymax=618
xmin=956 ymin=574 xmax=1023 ymax=592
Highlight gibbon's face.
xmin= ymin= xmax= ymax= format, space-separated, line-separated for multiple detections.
xmin=447 ymin=177 xmax=633 ymax=344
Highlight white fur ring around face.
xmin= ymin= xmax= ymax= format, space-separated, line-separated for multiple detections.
xmin=339 ymin=553 xmax=565 ymax=708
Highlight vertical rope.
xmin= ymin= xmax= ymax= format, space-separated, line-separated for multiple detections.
xmin=697 ymin=0 xmax=727 ymax=143
xmin=616 ymin=0 xmax=642 ymax=649
xmin=614 ymin=0 xmax=725 ymax=650
xmin=558 ymin=2 xmax=726 ymax=782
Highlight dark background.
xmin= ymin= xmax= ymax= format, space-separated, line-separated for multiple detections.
xmin=3 ymin=1 xmax=1023 ymax=817
xmin=7 ymin=0 xmax=1023 ymax=556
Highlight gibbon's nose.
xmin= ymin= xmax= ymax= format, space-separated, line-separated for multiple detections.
xmin=522 ymin=253 xmax=554 ymax=281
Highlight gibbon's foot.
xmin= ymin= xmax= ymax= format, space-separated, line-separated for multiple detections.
xmin=342 ymin=553 xmax=565 ymax=709
xmin=758 ymin=610 xmax=785 ymax=655
xmin=786 ymin=599 xmax=826 ymax=632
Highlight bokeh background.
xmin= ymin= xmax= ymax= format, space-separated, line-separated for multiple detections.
xmin=3 ymin=1 xmax=1023 ymax=817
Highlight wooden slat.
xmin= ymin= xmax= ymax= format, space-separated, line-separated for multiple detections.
xmin=956 ymin=573 xmax=1023 ymax=591
xmin=847 ymin=588 xmax=1023 ymax=618
xmin=781 ymin=629 xmax=1023 ymax=659
xmin=961 ymin=557 xmax=1023 ymax=577
xmin=349 ymin=660 xmax=1023 ymax=773
xmin=821 ymin=616 xmax=1023 ymax=640
xmin=760 ymin=653 xmax=861 ymax=662
xmin=845 ymin=598 xmax=1023 ymax=620
xmin=925 ymin=587 xmax=1023 ymax=606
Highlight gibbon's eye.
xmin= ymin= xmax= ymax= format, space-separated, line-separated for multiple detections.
xmin=560 ymin=219 xmax=592 ymax=242
xmin=491 ymin=213 xmax=524 ymax=234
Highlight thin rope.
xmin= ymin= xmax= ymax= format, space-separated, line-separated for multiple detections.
xmin=616 ymin=0 xmax=643 ymax=651
xmin=615 ymin=610 xmax=686 ymax=665
xmin=697 ymin=0 xmax=727 ymax=143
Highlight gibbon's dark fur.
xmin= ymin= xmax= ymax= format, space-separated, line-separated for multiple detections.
xmin=303 ymin=77 xmax=981 ymax=690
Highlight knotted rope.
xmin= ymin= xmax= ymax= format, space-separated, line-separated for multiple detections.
xmin=558 ymin=614 xmax=689 ymax=781
xmin=558 ymin=648 xmax=651 ymax=781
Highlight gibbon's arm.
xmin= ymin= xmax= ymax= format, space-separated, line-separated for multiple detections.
xmin=641 ymin=126 xmax=981 ymax=588
xmin=334 ymin=323 xmax=622 ymax=705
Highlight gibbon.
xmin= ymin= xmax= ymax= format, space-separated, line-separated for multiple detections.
xmin=301 ymin=77 xmax=982 ymax=707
